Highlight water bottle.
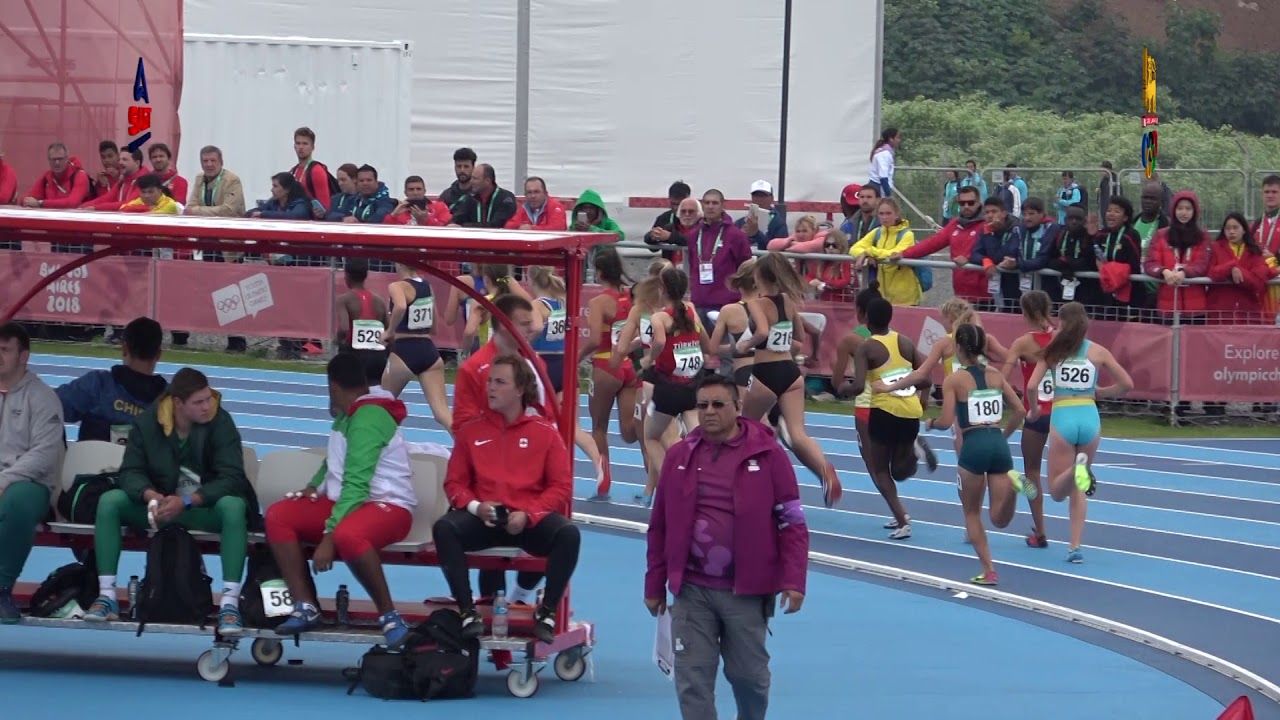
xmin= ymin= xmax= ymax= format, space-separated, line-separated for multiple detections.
xmin=492 ymin=591 xmax=509 ymax=639
xmin=336 ymin=584 xmax=350 ymax=625
xmin=127 ymin=576 xmax=140 ymax=620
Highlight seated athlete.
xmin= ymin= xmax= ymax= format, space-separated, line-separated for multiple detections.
xmin=85 ymin=368 xmax=259 ymax=635
xmin=57 ymin=317 xmax=167 ymax=444
xmin=265 ymin=353 xmax=416 ymax=647
xmin=434 ymin=354 xmax=580 ymax=643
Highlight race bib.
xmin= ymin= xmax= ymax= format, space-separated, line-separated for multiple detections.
xmin=633 ymin=400 xmax=643 ymax=420
xmin=1037 ymin=373 xmax=1055 ymax=403
xmin=258 ymin=579 xmax=293 ymax=618
xmin=407 ymin=296 xmax=434 ymax=331
xmin=545 ymin=307 xmax=568 ymax=343
xmin=351 ymin=319 xmax=384 ymax=350
xmin=1061 ymin=279 xmax=1078 ymax=301
xmin=987 ymin=275 xmax=1000 ymax=294
xmin=672 ymin=342 xmax=703 ymax=378
xmin=880 ymin=368 xmax=917 ymax=397
xmin=1019 ymin=274 xmax=1033 ymax=292
xmin=766 ymin=321 xmax=794 ymax=352
xmin=966 ymin=388 xmax=1003 ymax=425
xmin=699 ymin=262 xmax=714 ymax=285
xmin=610 ymin=320 xmax=627 ymax=348
xmin=1055 ymin=358 xmax=1095 ymax=391
xmin=640 ymin=317 xmax=654 ymax=347
xmin=110 ymin=424 xmax=132 ymax=446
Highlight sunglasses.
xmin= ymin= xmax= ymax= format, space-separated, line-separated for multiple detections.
xmin=695 ymin=400 xmax=734 ymax=410
xmin=823 ymin=242 xmax=838 ymax=249
xmin=958 ymin=199 xmax=979 ymax=207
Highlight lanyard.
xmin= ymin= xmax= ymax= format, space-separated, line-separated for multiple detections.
xmin=1262 ymin=213 xmax=1279 ymax=251
xmin=1231 ymin=242 xmax=1245 ymax=259
xmin=202 ymin=171 xmax=223 ymax=205
xmin=1023 ymin=226 xmax=1041 ymax=260
xmin=1102 ymin=231 xmax=1122 ymax=262
xmin=475 ymin=194 xmax=495 ymax=224
xmin=357 ymin=196 xmax=377 ymax=220
xmin=699 ymin=225 xmax=726 ymax=260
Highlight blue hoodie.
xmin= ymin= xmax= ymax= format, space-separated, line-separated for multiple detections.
xmin=350 ymin=182 xmax=395 ymax=224
xmin=57 ymin=365 xmax=168 ymax=443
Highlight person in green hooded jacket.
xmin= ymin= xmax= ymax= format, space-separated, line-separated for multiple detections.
xmin=573 ymin=189 xmax=624 ymax=280
xmin=84 ymin=367 xmax=260 ymax=636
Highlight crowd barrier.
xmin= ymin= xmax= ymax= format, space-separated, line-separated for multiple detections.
xmin=5 ymin=249 xmax=1277 ymax=405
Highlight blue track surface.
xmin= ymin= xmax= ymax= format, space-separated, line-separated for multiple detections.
xmin=6 ymin=354 xmax=1279 ymax=718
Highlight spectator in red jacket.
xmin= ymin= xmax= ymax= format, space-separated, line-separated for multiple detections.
xmin=82 ymin=148 xmax=144 ymax=211
xmin=506 ymin=176 xmax=568 ymax=230
xmin=21 ymin=142 xmax=90 ymax=209
xmin=0 ymin=147 xmax=18 ymax=205
xmin=1207 ymin=212 xmax=1276 ymax=324
xmin=147 ymin=143 xmax=188 ymax=204
xmin=897 ymin=185 xmax=991 ymax=307
xmin=805 ymin=228 xmax=854 ymax=299
xmin=290 ymin=126 xmax=333 ymax=216
xmin=434 ymin=354 xmax=579 ymax=644
xmin=383 ymin=175 xmax=451 ymax=226
xmin=1144 ymin=190 xmax=1211 ymax=320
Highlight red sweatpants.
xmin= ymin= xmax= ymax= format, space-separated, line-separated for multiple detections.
xmin=265 ymin=497 xmax=412 ymax=561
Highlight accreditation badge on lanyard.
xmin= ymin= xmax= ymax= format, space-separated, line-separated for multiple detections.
xmin=699 ymin=226 xmax=726 ymax=285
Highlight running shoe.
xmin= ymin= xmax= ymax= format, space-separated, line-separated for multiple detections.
xmin=776 ymin=417 xmax=794 ymax=450
xmin=915 ymin=436 xmax=939 ymax=473
xmin=587 ymin=460 xmax=611 ymax=502
xmin=274 ymin=603 xmax=322 ymax=636
xmin=883 ymin=514 xmax=911 ymax=529
xmin=532 ymin=605 xmax=558 ymax=644
xmin=1009 ymin=470 xmax=1038 ymax=501
xmin=380 ymin=610 xmax=410 ymax=648
xmin=1065 ymin=547 xmax=1085 ymax=564
xmin=888 ymin=524 xmax=912 ymax=540
xmin=83 ymin=595 xmax=119 ymax=622
xmin=1026 ymin=530 xmax=1049 ymax=548
xmin=217 ymin=605 xmax=243 ymax=636
xmin=970 ymin=570 xmax=998 ymax=586
xmin=1073 ymin=453 xmax=1096 ymax=495
xmin=820 ymin=462 xmax=842 ymax=508
xmin=0 ymin=588 xmax=20 ymax=624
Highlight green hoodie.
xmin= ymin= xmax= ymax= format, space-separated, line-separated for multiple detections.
xmin=572 ymin=189 xmax=624 ymax=241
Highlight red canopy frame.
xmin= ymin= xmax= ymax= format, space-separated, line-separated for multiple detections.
xmin=0 ymin=207 xmax=612 ymax=483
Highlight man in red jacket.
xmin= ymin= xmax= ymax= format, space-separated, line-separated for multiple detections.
xmin=645 ymin=374 xmax=807 ymax=720
xmin=895 ymin=185 xmax=992 ymax=308
xmin=434 ymin=354 xmax=580 ymax=644
xmin=20 ymin=143 xmax=90 ymax=209
xmin=452 ymin=294 xmax=549 ymax=427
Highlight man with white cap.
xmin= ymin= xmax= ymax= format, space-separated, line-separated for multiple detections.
xmin=735 ymin=180 xmax=789 ymax=250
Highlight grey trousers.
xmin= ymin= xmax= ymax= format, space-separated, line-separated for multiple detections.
xmin=672 ymin=583 xmax=772 ymax=720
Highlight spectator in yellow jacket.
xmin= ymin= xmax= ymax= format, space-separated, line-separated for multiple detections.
xmin=120 ymin=173 xmax=180 ymax=214
xmin=850 ymin=198 xmax=922 ymax=305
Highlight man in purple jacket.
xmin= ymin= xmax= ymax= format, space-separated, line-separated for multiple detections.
xmin=685 ymin=189 xmax=754 ymax=333
xmin=644 ymin=374 xmax=808 ymax=720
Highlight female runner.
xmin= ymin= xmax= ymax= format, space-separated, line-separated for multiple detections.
xmin=832 ymin=282 xmax=883 ymax=502
xmin=638 ymin=267 xmax=715 ymax=506
xmin=1025 ymin=301 xmax=1134 ymax=564
xmin=579 ymin=246 xmax=639 ymax=500
xmin=381 ymin=262 xmax=453 ymax=435
xmin=732 ymin=252 xmax=842 ymax=507
xmin=924 ymin=323 xmax=1035 ymax=585
xmin=527 ymin=265 xmax=606 ymax=485
xmin=442 ymin=264 xmax=531 ymax=356
xmin=1001 ymin=290 xmax=1056 ymax=547
xmin=708 ymin=259 xmax=760 ymax=392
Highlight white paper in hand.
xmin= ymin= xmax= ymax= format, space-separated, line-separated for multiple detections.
xmin=653 ymin=608 xmax=674 ymax=681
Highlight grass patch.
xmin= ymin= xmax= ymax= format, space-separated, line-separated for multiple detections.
xmin=36 ymin=342 xmax=1277 ymax=439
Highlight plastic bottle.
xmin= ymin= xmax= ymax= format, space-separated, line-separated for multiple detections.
xmin=336 ymin=584 xmax=350 ymax=625
xmin=492 ymin=590 xmax=509 ymax=639
xmin=127 ymin=576 xmax=140 ymax=620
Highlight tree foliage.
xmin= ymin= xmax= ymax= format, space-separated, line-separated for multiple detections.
xmin=883 ymin=0 xmax=1280 ymax=139
xmin=883 ymin=96 xmax=1280 ymax=230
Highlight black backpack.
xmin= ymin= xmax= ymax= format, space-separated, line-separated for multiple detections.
xmin=57 ymin=472 xmax=118 ymax=524
xmin=133 ymin=525 xmax=214 ymax=635
xmin=239 ymin=550 xmax=317 ymax=629
xmin=300 ymin=161 xmax=341 ymax=200
xmin=344 ymin=609 xmax=480 ymax=701
xmin=28 ymin=549 xmax=99 ymax=618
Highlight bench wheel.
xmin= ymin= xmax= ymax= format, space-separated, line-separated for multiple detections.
xmin=197 ymin=650 xmax=230 ymax=683
xmin=553 ymin=647 xmax=586 ymax=682
xmin=506 ymin=668 xmax=540 ymax=698
xmin=251 ymin=638 xmax=284 ymax=666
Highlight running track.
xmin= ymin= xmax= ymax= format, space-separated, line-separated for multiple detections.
xmin=11 ymin=354 xmax=1280 ymax=718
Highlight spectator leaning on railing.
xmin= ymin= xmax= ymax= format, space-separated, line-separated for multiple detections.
xmin=850 ymin=197 xmax=920 ymax=306
xmin=20 ymin=142 xmax=90 ymax=210
xmin=683 ymin=190 xmax=753 ymax=333
xmin=452 ymin=163 xmax=517 ymax=229
xmin=898 ymin=184 xmax=990 ymax=307
xmin=384 ymin=175 xmax=451 ymax=227
xmin=643 ymin=181 xmax=693 ymax=264
xmin=345 ymin=165 xmax=395 ymax=225
xmin=506 ymin=176 xmax=567 ymax=230
xmin=1144 ymin=191 xmax=1211 ymax=322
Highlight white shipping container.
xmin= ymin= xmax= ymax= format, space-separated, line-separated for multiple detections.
xmin=179 ymin=34 xmax=413 ymax=205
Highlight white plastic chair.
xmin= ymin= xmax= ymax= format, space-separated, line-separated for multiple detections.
xmin=242 ymin=446 xmax=260 ymax=490
xmin=389 ymin=453 xmax=450 ymax=550
xmin=255 ymin=450 xmax=326 ymax=512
